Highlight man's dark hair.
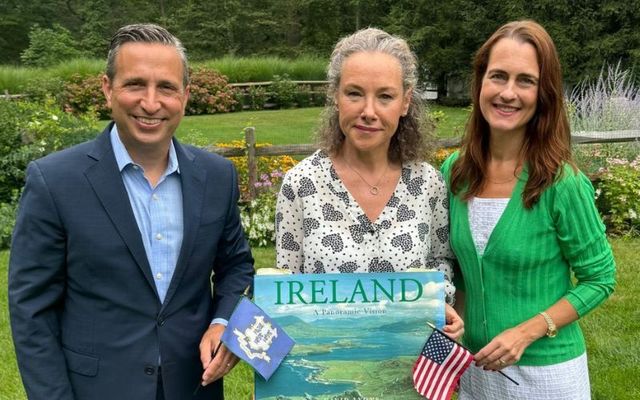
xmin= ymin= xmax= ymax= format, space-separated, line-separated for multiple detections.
xmin=106 ymin=23 xmax=189 ymax=87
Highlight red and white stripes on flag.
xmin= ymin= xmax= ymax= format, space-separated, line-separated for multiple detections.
xmin=413 ymin=329 xmax=474 ymax=400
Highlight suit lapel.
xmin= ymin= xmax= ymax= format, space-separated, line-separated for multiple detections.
xmin=161 ymin=140 xmax=206 ymax=308
xmin=84 ymin=125 xmax=159 ymax=300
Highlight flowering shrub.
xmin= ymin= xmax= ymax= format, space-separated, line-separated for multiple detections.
xmin=596 ymin=156 xmax=640 ymax=235
xmin=215 ymin=139 xmax=298 ymax=201
xmin=61 ymin=74 xmax=110 ymax=119
xmin=60 ymin=68 xmax=238 ymax=118
xmin=239 ymin=181 xmax=278 ymax=248
xmin=568 ymin=62 xmax=640 ymax=132
xmin=432 ymin=147 xmax=458 ymax=168
xmin=239 ymin=171 xmax=288 ymax=247
xmin=213 ymin=140 xmax=298 ymax=246
xmin=186 ymin=68 xmax=238 ymax=115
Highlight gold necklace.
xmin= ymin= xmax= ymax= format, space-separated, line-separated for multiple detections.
xmin=486 ymin=165 xmax=521 ymax=185
xmin=487 ymin=175 xmax=516 ymax=185
xmin=343 ymin=157 xmax=389 ymax=196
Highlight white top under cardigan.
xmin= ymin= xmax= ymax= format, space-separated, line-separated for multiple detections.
xmin=468 ymin=197 xmax=509 ymax=255
xmin=463 ymin=198 xmax=589 ymax=400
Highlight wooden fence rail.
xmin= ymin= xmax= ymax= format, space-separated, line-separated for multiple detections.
xmin=208 ymin=127 xmax=640 ymax=201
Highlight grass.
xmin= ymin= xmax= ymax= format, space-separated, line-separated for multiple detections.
xmin=0 ymin=252 xmax=24 ymax=399
xmin=581 ymin=238 xmax=640 ymax=399
xmin=165 ymin=104 xmax=468 ymax=147
xmin=0 ymin=66 xmax=38 ymax=93
xmin=98 ymin=104 xmax=468 ymax=147
xmin=0 ymin=58 xmax=105 ymax=93
xmin=0 ymin=56 xmax=327 ymax=94
xmin=1 ymin=238 xmax=638 ymax=399
xmin=176 ymin=107 xmax=325 ymax=146
xmin=200 ymin=56 xmax=326 ymax=83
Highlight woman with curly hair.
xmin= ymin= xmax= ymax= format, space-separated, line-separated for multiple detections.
xmin=275 ymin=27 xmax=463 ymax=339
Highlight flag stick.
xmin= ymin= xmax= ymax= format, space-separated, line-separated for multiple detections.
xmin=193 ymin=340 xmax=224 ymax=395
xmin=426 ymin=321 xmax=519 ymax=386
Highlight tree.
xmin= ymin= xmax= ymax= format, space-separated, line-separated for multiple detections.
xmin=386 ymin=0 xmax=492 ymax=99
xmin=20 ymin=24 xmax=87 ymax=67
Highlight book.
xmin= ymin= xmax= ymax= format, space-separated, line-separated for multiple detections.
xmin=254 ymin=271 xmax=446 ymax=400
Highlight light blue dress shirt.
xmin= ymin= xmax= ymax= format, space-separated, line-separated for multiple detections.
xmin=110 ymin=127 xmax=183 ymax=304
xmin=110 ymin=127 xmax=227 ymax=327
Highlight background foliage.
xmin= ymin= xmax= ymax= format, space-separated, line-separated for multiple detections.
xmin=20 ymin=24 xmax=87 ymax=67
xmin=0 ymin=99 xmax=98 ymax=246
xmin=1 ymin=1 xmax=639 ymax=98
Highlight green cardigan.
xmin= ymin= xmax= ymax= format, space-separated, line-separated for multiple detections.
xmin=441 ymin=152 xmax=616 ymax=366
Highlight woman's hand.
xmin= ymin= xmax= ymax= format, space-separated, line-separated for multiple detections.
xmin=473 ymin=325 xmax=536 ymax=371
xmin=443 ymin=303 xmax=464 ymax=341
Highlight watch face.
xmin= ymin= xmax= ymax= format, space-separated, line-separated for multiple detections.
xmin=548 ymin=329 xmax=558 ymax=338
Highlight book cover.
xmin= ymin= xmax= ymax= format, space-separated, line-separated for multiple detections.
xmin=254 ymin=271 xmax=445 ymax=400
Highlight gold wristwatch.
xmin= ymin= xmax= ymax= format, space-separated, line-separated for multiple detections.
xmin=539 ymin=311 xmax=558 ymax=338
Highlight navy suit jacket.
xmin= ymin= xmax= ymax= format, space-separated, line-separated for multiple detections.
xmin=8 ymin=123 xmax=254 ymax=400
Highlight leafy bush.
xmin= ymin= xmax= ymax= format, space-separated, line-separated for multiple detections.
xmin=246 ymin=86 xmax=268 ymax=110
xmin=23 ymin=76 xmax=66 ymax=104
xmin=0 ymin=195 xmax=18 ymax=248
xmin=596 ymin=157 xmax=640 ymax=236
xmin=428 ymin=109 xmax=447 ymax=125
xmin=0 ymin=99 xmax=98 ymax=204
xmin=0 ymin=99 xmax=98 ymax=248
xmin=20 ymin=24 xmax=87 ymax=67
xmin=270 ymin=74 xmax=297 ymax=108
xmin=48 ymin=67 xmax=239 ymax=118
xmin=294 ymin=84 xmax=318 ymax=108
xmin=186 ymin=68 xmax=238 ymax=115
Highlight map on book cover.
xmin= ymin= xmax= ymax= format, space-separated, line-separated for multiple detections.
xmin=254 ymin=271 xmax=446 ymax=400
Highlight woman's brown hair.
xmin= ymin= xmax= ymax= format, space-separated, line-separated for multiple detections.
xmin=450 ymin=20 xmax=574 ymax=208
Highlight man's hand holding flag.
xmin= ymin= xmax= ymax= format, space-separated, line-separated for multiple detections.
xmin=221 ymin=296 xmax=295 ymax=380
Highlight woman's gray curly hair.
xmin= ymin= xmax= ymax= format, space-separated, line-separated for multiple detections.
xmin=316 ymin=27 xmax=432 ymax=163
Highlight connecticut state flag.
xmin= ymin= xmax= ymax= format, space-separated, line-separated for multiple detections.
xmin=221 ymin=296 xmax=295 ymax=380
xmin=413 ymin=329 xmax=474 ymax=400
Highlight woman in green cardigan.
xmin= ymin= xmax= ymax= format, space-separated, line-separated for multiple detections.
xmin=440 ymin=20 xmax=616 ymax=399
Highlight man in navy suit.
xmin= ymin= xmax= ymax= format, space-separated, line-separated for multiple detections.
xmin=8 ymin=24 xmax=254 ymax=400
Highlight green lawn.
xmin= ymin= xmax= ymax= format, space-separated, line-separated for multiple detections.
xmin=100 ymin=104 xmax=469 ymax=146
xmin=582 ymin=238 xmax=640 ymax=399
xmin=1 ymin=238 xmax=638 ymax=399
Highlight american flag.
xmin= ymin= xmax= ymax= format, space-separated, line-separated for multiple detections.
xmin=413 ymin=329 xmax=474 ymax=400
